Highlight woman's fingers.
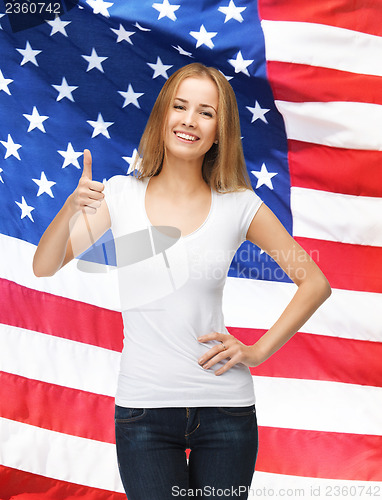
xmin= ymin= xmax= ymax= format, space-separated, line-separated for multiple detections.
xmin=79 ymin=177 xmax=105 ymax=199
xmin=197 ymin=332 xmax=252 ymax=375
xmin=198 ymin=342 xmax=228 ymax=366
xmin=198 ymin=332 xmax=232 ymax=368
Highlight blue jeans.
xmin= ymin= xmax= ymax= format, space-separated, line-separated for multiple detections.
xmin=115 ymin=404 xmax=258 ymax=499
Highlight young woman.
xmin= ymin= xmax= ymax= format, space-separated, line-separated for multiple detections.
xmin=33 ymin=63 xmax=331 ymax=499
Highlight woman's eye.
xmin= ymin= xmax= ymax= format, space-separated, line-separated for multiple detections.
xmin=174 ymin=105 xmax=185 ymax=110
xmin=201 ymin=111 xmax=213 ymax=118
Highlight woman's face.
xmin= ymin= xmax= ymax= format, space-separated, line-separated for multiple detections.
xmin=163 ymin=76 xmax=218 ymax=166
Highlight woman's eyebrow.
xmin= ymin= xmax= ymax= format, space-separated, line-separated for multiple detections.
xmin=174 ymin=97 xmax=217 ymax=113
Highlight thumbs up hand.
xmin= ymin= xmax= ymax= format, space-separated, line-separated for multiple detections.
xmin=68 ymin=149 xmax=105 ymax=215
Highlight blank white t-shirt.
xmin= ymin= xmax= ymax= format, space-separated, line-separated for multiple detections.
xmin=103 ymin=174 xmax=263 ymax=408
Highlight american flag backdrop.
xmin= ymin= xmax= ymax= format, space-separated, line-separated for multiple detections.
xmin=0 ymin=0 xmax=381 ymax=498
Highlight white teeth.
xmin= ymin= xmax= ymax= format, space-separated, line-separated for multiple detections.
xmin=176 ymin=132 xmax=197 ymax=141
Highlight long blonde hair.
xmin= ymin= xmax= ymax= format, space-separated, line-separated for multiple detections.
xmin=133 ymin=63 xmax=253 ymax=193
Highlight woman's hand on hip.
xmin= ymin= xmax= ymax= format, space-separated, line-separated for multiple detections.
xmin=197 ymin=331 xmax=264 ymax=376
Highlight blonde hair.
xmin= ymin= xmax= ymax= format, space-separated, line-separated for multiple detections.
xmin=133 ymin=62 xmax=253 ymax=193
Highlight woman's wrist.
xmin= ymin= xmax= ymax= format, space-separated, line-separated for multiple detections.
xmin=64 ymin=193 xmax=78 ymax=217
xmin=247 ymin=342 xmax=269 ymax=368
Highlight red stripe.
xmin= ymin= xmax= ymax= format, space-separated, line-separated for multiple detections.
xmin=2 ymin=329 xmax=381 ymax=447
xmin=295 ymin=237 xmax=382 ymax=294
xmin=2 ymin=371 xmax=380 ymax=484
xmin=267 ymin=61 xmax=382 ymax=105
xmin=288 ymin=140 xmax=382 ymax=198
xmin=228 ymin=328 xmax=382 ymax=388
xmin=257 ymin=427 xmax=382 ymax=480
xmin=0 ymin=465 xmax=124 ymax=500
xmin=0 ymin=372 xmax=115 ymax=443
xmin=258 ymin=0 xmax=382 ymax=37
xmin=0 ymin=278 xmax=123 ymax=352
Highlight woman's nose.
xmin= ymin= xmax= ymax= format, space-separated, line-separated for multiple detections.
xmin=182 ymin=111 xmax=196 ymax=127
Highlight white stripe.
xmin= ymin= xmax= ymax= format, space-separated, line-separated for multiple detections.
xmin=223 ymin=277 xmax=382 ymax=343
xmin=251 ymin=471 xmax=382 ymax=499
xmin=261 ymin=20 xmax=382 ymax=77
xmin=1 ymin=420 xmax=379 ymax=497
xmin=254 ymin=376 xmax=382 ymax=436
xmin=0 ymin=419 xmax=380 ymax=497
xmin=1 ymin=325 xmax=381 ymax=436
xmin=0 ymin=324 xmax=119 ymax=397
xmin=291 ymin=187 xmax=382 ymax=246
xmin=275 ymin=100 xmax=382 ymax=150
xmin=0 ymin=418 xmax=124 ymax=492
xmin=0 ymin=234 xmax=121 ymax=311
xmin=2 ymin=235 xmax=381 ymax=342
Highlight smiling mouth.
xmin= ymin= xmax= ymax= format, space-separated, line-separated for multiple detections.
xmin=174 ymin=131 xmax=199 ymax=142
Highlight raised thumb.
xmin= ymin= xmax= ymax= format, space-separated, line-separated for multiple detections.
xmin=82 ymin=149 xmax=92 ymax=180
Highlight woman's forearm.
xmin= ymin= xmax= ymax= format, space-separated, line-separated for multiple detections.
xmin=251 ymin=272 xmax=331 ymax=365
xmin=32 ymin=195 xmax=77 ymax=277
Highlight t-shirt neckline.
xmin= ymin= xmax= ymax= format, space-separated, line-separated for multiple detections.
xmin=142 ymin=176 xmax=214 ymax=239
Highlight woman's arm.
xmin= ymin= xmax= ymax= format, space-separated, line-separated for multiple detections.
xmin=197 ymin=203 xmax=331 ymax=375
xmin=243 ymin=203 xmax=331 ymax=365
xmin=32 ymin=149 xmax=111 ymax=277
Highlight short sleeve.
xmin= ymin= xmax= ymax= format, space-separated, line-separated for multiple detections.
xmin=237 ymin=188 xmax=263 ymax=243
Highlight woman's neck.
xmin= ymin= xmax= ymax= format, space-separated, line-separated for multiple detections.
xmin=155 ymin=155 xmax=208 ymax=198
